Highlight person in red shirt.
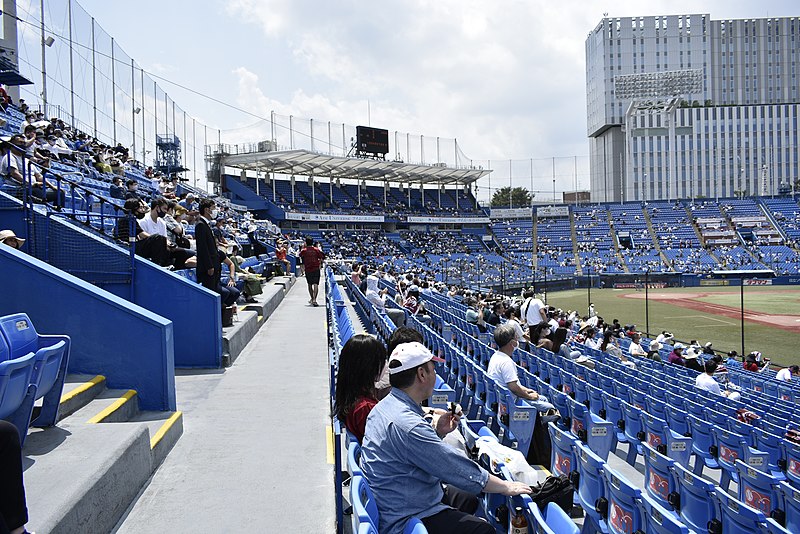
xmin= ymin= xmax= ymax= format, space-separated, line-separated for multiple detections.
xmin=298 ymin=237 xmax=325 ymax=306
xmin=333 ymin=334 xmax=387 ymax=443
xmin=274 ymin=239 xmax=290 ymax=275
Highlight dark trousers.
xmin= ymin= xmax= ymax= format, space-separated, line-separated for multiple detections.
xmin=169 ymin=246 xmax=195 ymax=270
xmin=135 ymin=234 xmax=171 ymax=266
xmin=421 ymin=486 xmax=492 ymax=534
xmin=0 ymin=421 xmax=27 ymax=533
xmin=197 ymin=269 xmax=219 ymax=293
xmin=217 ymin=283 xmax=241 ymax=307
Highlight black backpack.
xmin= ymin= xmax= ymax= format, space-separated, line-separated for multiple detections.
xmin=529 ymin=474 xmax=575 ymax=513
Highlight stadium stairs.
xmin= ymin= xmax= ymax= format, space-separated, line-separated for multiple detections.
xmin=607 ymin=210 xmax=630 ymax=273
xmin=569 ymin=209 xmax=583 ymax=275
xmin=642 ymin=207 xmax=673 ymax=268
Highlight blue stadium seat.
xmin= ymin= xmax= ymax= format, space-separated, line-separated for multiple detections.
xmin=494 ymin=382 xmax=537 ymax=457
xmin=0 ymin=349 xmax=37 ymax=445
xmin=640 ymin=412 xmax=692 ymax=468
xmin=779 ymin=439 xmax=800 ymax=489
xmin=348 ymin=441 xmax=362 ymax=478
xmin=686 ymin=414 xmax=720 ymax=476
xmin=528 ymin=501 xmax=579 ymax=534
xmin=639 ymin=492 xmax=689 ymax=534
xmin=710 ymin=425 xmax=770 ymax=491
xmin=549 ymin=422 xmax=578 ymax=478
xmin=602 ymin=467 xmax=644 ymax=534
xmin=751 ymin=426 xmax=789 ymax=480
xmin=670 ymin=462 xmax=717 ymax=533
xmin=566 ymin=395 xmax=614 ymax=461
xmin=0 ymin=313 xmax=70 ymax=430
xmin=572 ymin=440 xmax=609 ymax=534
xmin=778 ymin=480 xmax=800 ymax=533
xmin=710 ymin=488 xmax=770 ymax=534
xmin=586 ymin=383 xmax=605 ymax=418
xmin=350 ymin=476 xmax=429 ymax=534
xmin=620 ymin=401 xmax=644 ymax=465
xmin=600 ymin=391 xmax=626 ymax=447
xmin=735 ymin=459 xmax=785 ymax=524
xmin=641 ymin=443 xmax=677 ymax=511
xmin=663 ymin=404 xmax=690 ymax=438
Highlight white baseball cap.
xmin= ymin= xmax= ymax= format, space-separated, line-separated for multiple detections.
xmin=388 ymin=342 xmax=445 ymax=375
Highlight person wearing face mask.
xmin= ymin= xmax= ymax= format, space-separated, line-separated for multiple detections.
xmin=116 ymin=198 xmax=172 ymax=266
xmin=124 ymin=179 xmax=141 ymax=201
xmin=139 ymin=197 xmax=195 ymax=269
xmin=486 ymin=323 xmax=555 ymax=413
xmin=195 ymin=198 xmax=220 ymax=295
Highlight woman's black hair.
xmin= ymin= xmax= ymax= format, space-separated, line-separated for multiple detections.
xmin=528 ymin=322 xmax=550 ymax=344
xmin=600 ymin=329 xmax=614 ymax=352
xmin=551 ymin=327 xmax=568 ymax=355
xmin=333 ymin=334 xmax=387 ymax=423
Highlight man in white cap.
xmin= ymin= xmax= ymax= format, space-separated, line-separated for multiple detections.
xmin=362 ymin=342 xmax=532 ymax=534
xmin=0 ymin=229 xmax=25 ymax=250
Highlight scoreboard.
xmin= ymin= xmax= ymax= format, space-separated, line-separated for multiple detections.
xmin=356 ymin=126 xmax=389 ymax=156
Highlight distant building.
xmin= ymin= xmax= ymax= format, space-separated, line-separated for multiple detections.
xmin=563 ymin=191 xmax=591 ymax=204
xmin=586 ymin=14 xmax=800 ymax=202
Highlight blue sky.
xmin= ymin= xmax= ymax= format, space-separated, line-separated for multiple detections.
xmin=41 ymin=1 xmax=800 ymax=197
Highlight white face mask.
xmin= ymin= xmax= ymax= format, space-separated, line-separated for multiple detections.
xmin=210 ymin=209 xmax=218 ymax=219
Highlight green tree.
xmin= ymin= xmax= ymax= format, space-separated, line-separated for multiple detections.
xmin=491 ymin=186 xmax=533 ymax=208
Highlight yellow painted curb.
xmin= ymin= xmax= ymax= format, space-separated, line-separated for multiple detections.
xmin=326 ymin=425 xmax=335 ymax=465
xmin=60 ymin=375 xmax=105 ymax=404
xmin=150 ymin=411 xmax=183 ymax=450
xmin=87 ymin=390 xmax=137 ymax=424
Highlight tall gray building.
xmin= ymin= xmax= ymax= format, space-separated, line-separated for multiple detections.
xmin=586 ymin=14 xmax=800 ymax=202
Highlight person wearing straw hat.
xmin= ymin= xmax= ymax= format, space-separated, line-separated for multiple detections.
xmin=0 ymin=229 xmax=25 ymax=250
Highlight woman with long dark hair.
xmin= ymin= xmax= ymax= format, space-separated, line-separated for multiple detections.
xmin=333 ymin=334 xmax=387 ymax=443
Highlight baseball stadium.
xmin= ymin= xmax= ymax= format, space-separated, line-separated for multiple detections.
xmin=1 ymin=2 xmax=800 ymax=534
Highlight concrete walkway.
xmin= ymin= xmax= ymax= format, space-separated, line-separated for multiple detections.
xmin=115 ymin=282 xmax=334 ymax=532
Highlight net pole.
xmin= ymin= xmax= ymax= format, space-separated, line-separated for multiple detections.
xmin=740 ymin=279 xmax=745 ymax=356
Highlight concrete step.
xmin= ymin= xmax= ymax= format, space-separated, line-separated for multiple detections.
xmin=67 ymin=388 xmax=140 ymax=424
xmin=117 ymin=410 xmax=184 ymax=470
xmin=23 ymin=422 xmax=153 ymax=534
xmin=57 ymin=374 xmax=107 ymax=421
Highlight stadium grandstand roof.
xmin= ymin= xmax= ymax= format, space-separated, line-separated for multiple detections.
xmin=219 ymin=148 xmax=491 ymax=185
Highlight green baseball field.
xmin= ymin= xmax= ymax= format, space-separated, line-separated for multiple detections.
xmin=544 ymin=285 xmax=800 ymax=367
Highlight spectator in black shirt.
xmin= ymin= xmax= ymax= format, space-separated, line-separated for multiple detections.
xmin=109 ymin=176 xmax=125 ymax=199
xmin=116 ymin=198 xmax=171 ymax=266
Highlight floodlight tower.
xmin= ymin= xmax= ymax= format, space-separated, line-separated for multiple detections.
xmin=614 ymin=69 xmax=703 ymax=202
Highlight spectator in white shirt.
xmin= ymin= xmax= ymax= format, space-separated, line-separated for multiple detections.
xmin=520 ymin=289 xmax=546 ymax=328
xmin=139 ymin=197 xmax=168 ymax=237
xmin=776 ymin=365 xmax=800 ymax=382
xmin=486 ymin=323 xmax=554 ymax=412
xmin=695 ymin=361 xmax=741 ymax=401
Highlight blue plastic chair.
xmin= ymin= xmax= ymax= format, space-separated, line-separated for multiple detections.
xmin=779 ymin=439 xmax=800 ymax=489
xmin=549 ymin=421 xmax=578 ymax=478
xmin=639 ymin=492 xmax=689 ymax=534
xmin=0 ymin=313 xmax=71 ymax=430
xmin=0 ymin=341 xmax=37 ymax=444
xmin=751 ymin=427 xmax=788 ymax=480
xmin=640 ymin=412 xmax=692 ymax=468
xmin=778 ymin=480 xmax=800 ymax=533
xmin=686 ymin=414 xmax=720 ymax=476
xmin=567 ymin=395 xmax=614 ymax=461
xmin=710 ymin=488 xmax=770 ymax=534
xmin=620 ymin=401 xmax=644 ymax=465
xmin=663 ymin=404 xmax=690 ymax=437
xmin=735 ymin=459 xmax=785 ymax=522
xmin=528 ymin=501 xmax=579 ymax=534
xmin=348 ymin=441 xmax=362 ymax=478
xmin=641 ymin=443 xmax=677 ymax=511
xmin=710 ymin=425 xmax=770 ymax=491
xmin=600 ymin=391 xmax=626 ymax=447
xmin=572 ymin=440 xmax=609 ymax=534
xmin=602 ymin=467 xmax=644 ymax=534
xmin=670 ymin=462 xmax=717 ymax=533
xmin=351 ymin=476 xmax=428 ymax=534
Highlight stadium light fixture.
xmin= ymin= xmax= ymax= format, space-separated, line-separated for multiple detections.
xmin=44 ymin=36 xmax=55 ymax=47
xmin=616 ymin=69 xmax=703 ymax=202
xmin=133 ymin=107 xmax=141 ymax=114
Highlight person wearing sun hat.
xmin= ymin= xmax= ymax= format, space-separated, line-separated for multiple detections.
xmin=361 ymin=341 xmax=532 ymax=534
xmin=0 ymin=229 xmax=25 ymax=250
xmin=668 ymin=343 xmax=686 ymax=366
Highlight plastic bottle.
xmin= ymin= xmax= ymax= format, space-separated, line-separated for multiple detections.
xmin=511 ymin=505 xmax=529 ymax=534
